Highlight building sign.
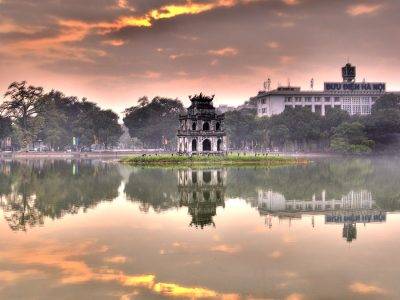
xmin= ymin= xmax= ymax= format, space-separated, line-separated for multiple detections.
xmin=325 ymin=211 xmax=386 ymax=223
xmin=324 ymin=82 xmax=386 ymax=92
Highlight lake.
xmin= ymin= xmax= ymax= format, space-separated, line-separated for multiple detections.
xmin=0 ymin=157 xmax=399 ymax=299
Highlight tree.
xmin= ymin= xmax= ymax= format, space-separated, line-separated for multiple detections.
xmin=372 ymin=93 xmax=400 ymax=112
xmin=94 ymin=110 xmax=123 ymax=148
xmin=330 ymin=122 xmax=374 ymax=154
xmin=0 ymin=116 xmax=13 ymax=141
xmin=268 ymin=124 xmax=289 ymax=149
xmin=225 ymin=108 xmax=259 ymax=149
xmin=123 ymin=96 xmax=184 ymax=149
xmin=1 ymin=81 xmax=44 ymax=149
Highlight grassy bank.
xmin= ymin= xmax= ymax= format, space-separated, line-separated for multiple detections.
xmin=120 ymin=154 xmax=308 ymax=167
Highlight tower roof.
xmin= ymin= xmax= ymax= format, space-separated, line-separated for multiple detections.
xmin=188 ymin=93 xmax=215 ymax=110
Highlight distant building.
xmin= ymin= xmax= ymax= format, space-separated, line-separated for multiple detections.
xmin=177 ymin=93 xmax=227 ymax=155
xmin=254 ymin=63 xmax=400 ymax=117
xmin=216 ymin=105 xmax=236 ymax=114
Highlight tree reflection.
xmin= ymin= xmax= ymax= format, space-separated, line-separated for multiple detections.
xmin=124 ymin=168 xmax=180 ymax=212
xmin=0 ymin=160 xmax=121 ymax=231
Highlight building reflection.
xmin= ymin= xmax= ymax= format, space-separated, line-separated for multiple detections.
xmin=178 ymin=169 xmax=226 ymax=229
xmin=258 ymin=189 xmax=386 ymax=242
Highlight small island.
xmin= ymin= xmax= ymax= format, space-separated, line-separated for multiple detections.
xmin=121 ymin=93 xmax=307 ymax=167
xmin=120 ymin=153 xmax=308 ymax=167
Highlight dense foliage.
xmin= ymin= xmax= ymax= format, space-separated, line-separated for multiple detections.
xmin=1 ymin=81 xmax=399 ymax=154
xmin=224 ymin=94 xmax=400 ymax=154
xmin=123 ymin=96 xmax=184 ymax=149
xmin=1 ymin=82 xmax=122 ymax=150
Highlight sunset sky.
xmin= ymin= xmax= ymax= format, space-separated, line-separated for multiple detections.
xmin=1 ymin=0 xmax=399 ymax=114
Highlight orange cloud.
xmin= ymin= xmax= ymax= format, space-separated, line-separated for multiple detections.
xmin=279 ymin=55 xmax=294 ymax=64
xmin=286 ymin=293 xmax=305 ymax=300
xmin=104 ymin=255 xmax=128 ymax=264
xmin=269 ymin=250 xmax=283 ymax=259
xmin=103 ymin=39 xmax=125 ymax=46
xmin=267 ymin=41 xmax=280 ymax=49
xmin=154 ymin=282 xmax=218 ymax=298
xmin=211 ymin=244 xmax=242 ymax=254
xmin=208 ymin=47 xmax=239 ymax=57
xmin=347 ymin=4 xmax=382 ymax=16
xmin=282 ymin=0 xmax=300 ymax=5
xmin=349 ymin=282 xmax=387 ymax=295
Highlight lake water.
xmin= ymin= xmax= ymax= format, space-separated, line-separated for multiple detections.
xmin=0 ymin=158 xmax=399 ymax=299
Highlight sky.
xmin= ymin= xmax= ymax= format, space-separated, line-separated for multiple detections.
xmin=1 ymin=0 xmax=400 ymax=115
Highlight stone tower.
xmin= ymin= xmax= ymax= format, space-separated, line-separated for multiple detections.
xmin=177 ymin=93 xmax=226 ymax=155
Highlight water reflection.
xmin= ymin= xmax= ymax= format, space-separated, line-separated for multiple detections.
xmin=0 ymin=158 xmax=400 ymax=299
xmin=0 ymin=160 xmax=121 ymax=231
xmin=178 ymin=169 xmax=226 ymax=228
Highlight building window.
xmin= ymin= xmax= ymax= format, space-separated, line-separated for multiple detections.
xmin=315 ymin=105 xmax=322 ymax=115
xmin=343 ymin=104 xmax=351 ymax=114
xmin=353 ymin=106 xmax=361 ymax=114
xmin=334 ymin=97 xmax=340 ymax=102
xmin=295 ymin=97 xmax=302 ymax=102
xmin=362 ymin=97 xmax=370 ymax=104
xmin=362 ymin=105 xmax=371 ymax=114
xmin=305 ymin=97 xmax=312 ymax=102
xmin=261 ymin=99 xmax=266 ymax=104
xmin=262 ymin=108 xmax=266 ymax=113
xmin=324 ymin=97 xmax=331 ymax=102
xmin=285 ymin=97 xmax=292 ymax=102
xmin=315 ymin=97 xmax=321 ymax=102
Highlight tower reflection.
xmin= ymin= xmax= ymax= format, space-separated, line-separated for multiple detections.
xmin=178 ymin=169 xmax=226 ymax=229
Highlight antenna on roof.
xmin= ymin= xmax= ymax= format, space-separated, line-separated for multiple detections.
xmin=287 ymin=78 xmax=291 ymax=87
xmin=263 ymin=77 xmax=271 ymax=91
xmin=310 ymin=78 xmax=314 ymax=90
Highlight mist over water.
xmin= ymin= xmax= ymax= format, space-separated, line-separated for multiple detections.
xmin=0 ymin=157 xmax=399 ymax=299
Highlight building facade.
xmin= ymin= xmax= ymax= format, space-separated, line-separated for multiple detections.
xmin=255 ymin=63 xmax=398 ymax=117
xmin=177 ymin=93 xmax=227 ymax=155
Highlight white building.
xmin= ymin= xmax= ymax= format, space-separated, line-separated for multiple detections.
xmin=255 ymin=63 xmax=399 ymax=117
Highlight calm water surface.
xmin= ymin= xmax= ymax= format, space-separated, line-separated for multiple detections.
xmin=0 ymin=158 xmax=400 ymax=299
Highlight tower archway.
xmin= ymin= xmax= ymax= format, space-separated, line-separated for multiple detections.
xmin=192 ymin=139 xmax=197 ymax=152
xmin=202 ymin=139 xmax=211 ymax=151
xmin=203 ymin=122 xmax=210 ymax=131
xmin=217 ymin=139 xmax=222 ymax=151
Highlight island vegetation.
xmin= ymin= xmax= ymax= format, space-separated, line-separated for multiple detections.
xmin=120 ymin=153 xmax=308 ymax=166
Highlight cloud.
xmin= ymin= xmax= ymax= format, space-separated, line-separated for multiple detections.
xmin=102 ymin=39 xmax=125 ymax=46
xmin=347 ymin=4 xmax=382 ymax=16
xmin=104 ymin=255 xmax=128 ymax=264
xmin=208 ymin=47 xmax=239 ymax=57
xmin=269 ymin=250 xmax=283 ymax=259
xmin=211 ymin=244 xmax=242 ymax=254
xmin=267 ymin=41 xmax=280 ymax=49
xmin=282 ymin=0 xmax=300 ymax=5
xmin=349 ymin=282 xmax=387 ymax=295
